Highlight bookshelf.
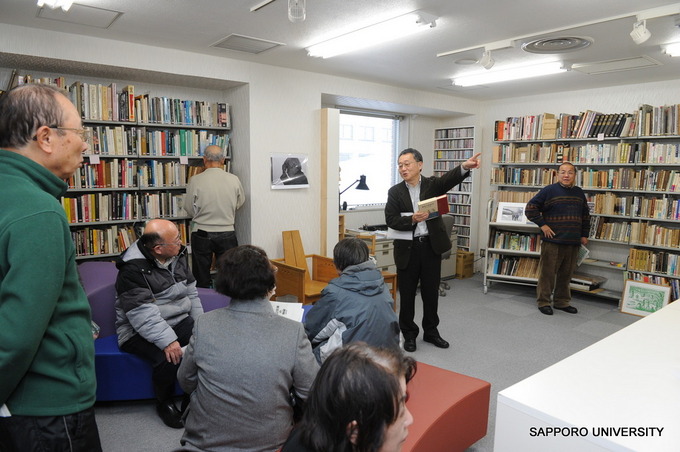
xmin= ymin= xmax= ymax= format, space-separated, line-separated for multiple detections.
xmin=434 ymin=126 xmax=475 ymax=251
xmin=488 ymin=107 xmax=680 ymax=302
xmin=13 ymin=72 xmax=233 ymax=260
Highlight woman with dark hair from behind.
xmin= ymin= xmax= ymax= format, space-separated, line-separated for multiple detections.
xmin=281 ymin=342 xmax=416 ymax=452
xmin=178 ymin=245 xmax=319 ymax=452
xmin=304 ymin=238 xmax=400 ymax=364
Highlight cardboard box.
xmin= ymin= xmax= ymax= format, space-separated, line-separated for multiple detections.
xmin=455 ymin=251 xmax=474 ymax=279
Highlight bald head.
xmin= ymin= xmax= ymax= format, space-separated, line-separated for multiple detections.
xmin=140 ymin=219 xmax=182 ymax=262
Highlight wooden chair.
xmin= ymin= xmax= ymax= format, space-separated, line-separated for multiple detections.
xmin=271 ymin=230 xmax=336 ymax=305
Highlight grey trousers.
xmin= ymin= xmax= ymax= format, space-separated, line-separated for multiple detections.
xmin=536 ymin=241 xmax=579 ymax=308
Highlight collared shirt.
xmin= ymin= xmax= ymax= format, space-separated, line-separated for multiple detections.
xmin=406 ymin=176 xmax=428 ymax=238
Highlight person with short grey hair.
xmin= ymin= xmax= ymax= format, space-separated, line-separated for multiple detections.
xmin=304 ymin=238 xmax=400 ymax=364
xmin=185 ymin=144 xmax=245 ymax=288
xmin=0 ymin=84 xmax=102 ymax=451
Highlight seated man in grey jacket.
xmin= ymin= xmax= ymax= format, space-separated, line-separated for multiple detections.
xmin=304 ymin=238 xmax=400 ymax=364
xmin=115 ymin=219 xmax=203 ymax=429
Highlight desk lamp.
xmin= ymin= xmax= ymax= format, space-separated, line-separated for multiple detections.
xmin=339 ymin=175 xmax=369 ymax=210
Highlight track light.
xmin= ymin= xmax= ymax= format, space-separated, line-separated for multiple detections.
xmin=36 ymin=0 xmax=73 ymax=11
xmin=630 ymin=20 xmax=651 ymax=44
xmin=479 ymin=50 xmax=495 ymax=69
xmin=288 ymin=0 xmax=305 ymax=23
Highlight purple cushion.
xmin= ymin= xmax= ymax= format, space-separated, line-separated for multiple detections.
xmin=78 ymin=261 xmax=118 ymax=337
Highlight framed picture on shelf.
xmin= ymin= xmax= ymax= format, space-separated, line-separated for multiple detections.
xmin=496 ymin=202 xmax=530 ymax=224
xmin=620 ymin=280 xmax=671 ymax=317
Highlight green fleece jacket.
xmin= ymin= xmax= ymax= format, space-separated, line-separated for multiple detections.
xmin=0 ymin=149 xmax=96 ymax=416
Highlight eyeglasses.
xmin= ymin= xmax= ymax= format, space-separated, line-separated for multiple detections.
xmin=33 ymin=125 xmax=91 ymax=142
xmin=158 ymin=236 xmax=182 ymax=247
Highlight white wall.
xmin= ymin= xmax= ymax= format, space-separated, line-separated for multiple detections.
xmin=0 ymin=23 xmax=478 ymax=259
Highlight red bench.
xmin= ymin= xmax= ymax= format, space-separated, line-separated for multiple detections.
xmin=404 ymin=362 xmax=490 ymax=452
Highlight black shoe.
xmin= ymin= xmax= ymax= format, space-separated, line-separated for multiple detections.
xmin=157 ymin=401 xmax=184 ymax=429
xmin=404 ymin=338 xmax=416 ymax=352
xmin=423 ymin=335 xmax=449 ymax=349
xmin=538 ymin=306 xmax=553 ymax=315
xmin=554 ymin=305 xmax=578 ymax=314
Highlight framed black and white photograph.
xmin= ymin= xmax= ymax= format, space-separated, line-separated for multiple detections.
xmin=496 ymin=202 xmax=530 ymax=224
xmin=271 ymin=154 xmax=309 ymax=190
xmin=620 ymin=280 xmax=671 ymax=317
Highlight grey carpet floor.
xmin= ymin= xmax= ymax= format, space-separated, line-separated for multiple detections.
xmin=95 ymin=273 xmax=639 ymax=451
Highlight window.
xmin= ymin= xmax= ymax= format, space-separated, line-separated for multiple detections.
xmin=339 ymin=112 xmax=400 ymax=208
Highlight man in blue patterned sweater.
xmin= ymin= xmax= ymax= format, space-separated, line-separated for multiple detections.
xmin=526 ymin=162 xmax=590 ymax=315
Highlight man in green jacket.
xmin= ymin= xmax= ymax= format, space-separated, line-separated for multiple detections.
xmin=0 ymin=84 xmax=102 ymax=451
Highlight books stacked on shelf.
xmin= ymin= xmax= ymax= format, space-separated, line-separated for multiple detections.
xmin=62 ymin=192 xmax=139 ymax=223
xmin=490 ymin=167 xmax=556 ymax=186
xmin=633 ymin=195 xmax=680 ymax=220
xmin=68 ymin=159 xmax=138 ymax=189
xmin=637 ymin=104 xmax=680 ymax=137
xmin=629 ymin=221 xmax=680 ymax=248
xmin=435 ymin=149 xmax=473 ymax=160
xmin=71 ymin=224 xmax=137 ymax=257
xmin=487 ymin=255 xmax=539 ymax=278
xmin=589 ymin=217 xmax=631 ymax=242
xmin=633 ymin=168 xmax=680 ymax=192
xmin=490 ymin=230 xmax=540 ymax=252
xmin=636 ymin=142 xmax=680 ymax=164
xmin=434 ymin=138 xmax=474 ymax=150
xmin=491 ymin=190 xmax=539 ymax=203
xmin=137 ymin=160 xmax=189 ymax=188
xmin=588 ymin=192 xmax=633 ymax=216
xmin=140 ymin=192 xmax=187 ymax=218
xmin=627 ymin=248 xmax=680 ymax=276
xmin=577 ymin=168 xmax=637 ymax=190
xmin=570 ymin=273 xmax=607 ymax=292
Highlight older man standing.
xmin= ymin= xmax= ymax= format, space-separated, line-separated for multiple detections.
xmin=185 ymin=145 xmax=245 ymax=288
xmin=0 ymin=84 xmax=102 ymax=451
xmin=115 ymin=219 xmax=204 ymax=428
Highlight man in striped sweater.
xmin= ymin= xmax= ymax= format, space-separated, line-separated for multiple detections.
xmin=526 ymin=162 xmax=590 ymax=315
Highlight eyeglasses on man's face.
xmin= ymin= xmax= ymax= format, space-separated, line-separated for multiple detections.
xmin=33 ymin=125 xmax=91 ymax=142
xmin=158 ymin=235 xmax=182 ymax=247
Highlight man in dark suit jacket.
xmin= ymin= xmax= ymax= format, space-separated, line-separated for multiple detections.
xmin=385 ymin=148 xmax=480 ymax=352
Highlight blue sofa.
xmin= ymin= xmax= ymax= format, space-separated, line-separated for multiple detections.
xmin=78 ymin=261 xmax=230 ymax=401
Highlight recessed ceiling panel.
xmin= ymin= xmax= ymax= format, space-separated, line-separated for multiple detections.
xmin=572 ymin=56 xmax=662 ymax=75
xmin=211 ymin=34 xmax=284 ymax=54
xmin=37 ymin=3 xmax=122 ymax=29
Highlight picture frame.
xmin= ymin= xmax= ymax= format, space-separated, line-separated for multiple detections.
xmin=620 ymin=279 xmax=671 ymax=317
xmin=271 ymin=154 xmax=309 ymax=189
xmin=496 ymin=202 xmax=530 ymax=224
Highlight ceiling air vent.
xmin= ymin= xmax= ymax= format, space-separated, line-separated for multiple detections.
xmin=572 ymin=56 xmax=662 ymax=75
xmin=211 ymin=34 xmax=284 ymax=54
xmin=522 ymin=37 xmax=593 ymax=54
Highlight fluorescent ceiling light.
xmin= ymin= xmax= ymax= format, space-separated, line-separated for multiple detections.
xmin=452 ymin=61 xmax=566 ymax=87
xmin=664 ymin=42 xmax=680 ymax=57
xmin=37 ymin=0 xmax=73 ymax=11
xmin=307 ymin=11 xmax=437 ymax=58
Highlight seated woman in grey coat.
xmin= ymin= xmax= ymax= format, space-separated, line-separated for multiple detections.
xmin=178 ymin=245 xmax=319 ymax=452
xmin=304 ymin=238 xmax=400 ymax=363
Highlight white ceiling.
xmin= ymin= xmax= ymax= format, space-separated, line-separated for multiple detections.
xmin=2 ymin=0 xmax=680 ymax=101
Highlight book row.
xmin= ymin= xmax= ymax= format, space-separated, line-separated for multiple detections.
xmin=62 ymin=192 xmax=187 ymax=224
xmin=491 ymin=190 xmax=539 ymax=203
xmin=447 ymin=193 xmax=471 ymax=204
xmin=70 ymin=222 xmax=188 ymax=258
xmin=434 ymin=138 xmax=474 ymax=150
xmin=456 ymin=226 xmax=471 ymax=237
xmin=487 ymin=255 xmax=539 ymax=278
xmin=67 ymin=159 xmax=209 ymax=190
xmin=457 ymin=236 xmax=470 ymax=248
xmin=435 ymin=150 xmax=474 ymax=160
xmin=590 ymin=218 xmax=680 ymax=247
xmin=494 ymin=104 xmax=680 ymax=141
xmin=491 ymin=167 xmax=680 ymax=192
xmin=434 ymin=128 xmax=474 ymax=139
xmin=15 ymin=75 xmax=230 ymax=128
xmin=450 ymin=215 xmax=471 ymax=226
xmin=492 ymin=141 xmax=680 ymax=165
xmin=627 ymin=249 xmax=680 ymax=277
xmin=490 ymin=231 xmax=541 ymax=252
xmin=450 ymin=205 xmax=471 ymax=215
xmin=588 ymin=192 xmax=680 ymax=220
xmin=85 ymin=125 xmax=229 ymax=157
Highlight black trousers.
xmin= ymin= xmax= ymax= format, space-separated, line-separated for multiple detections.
xmin=119 ymin=316 xmax=194 ymax=402
xmin=191 ymin=230 xmax=238 ymax=288
xmin=0 ymin=406 xmax=102 ymax=452
xmin=397 ymin=237 xmax=442 ymax=340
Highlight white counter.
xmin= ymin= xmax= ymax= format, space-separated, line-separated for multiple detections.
xmin=494 ymin=301 xmax=680 ymax=452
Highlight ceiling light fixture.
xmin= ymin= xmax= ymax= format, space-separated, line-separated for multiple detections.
xmin=452 ymin=61 xmax=567 ymax=87
xmin=663 ymin=42 xmax=680 ymax=56
xmin=630 ymin=20 xmax=651 ymax=44
xmin=288 ymin=0 xmax=305 ymax=22
xmin=479 ymin=49 xmax=495 ymax=69
xmin=307 ymin=11 xmax=437 ymax=58
xmin=37 ymin=0 xmax=73 ymax=11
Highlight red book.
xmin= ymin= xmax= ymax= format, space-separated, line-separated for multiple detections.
xmin=418 ymin=195 xmax=449 ymax=219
